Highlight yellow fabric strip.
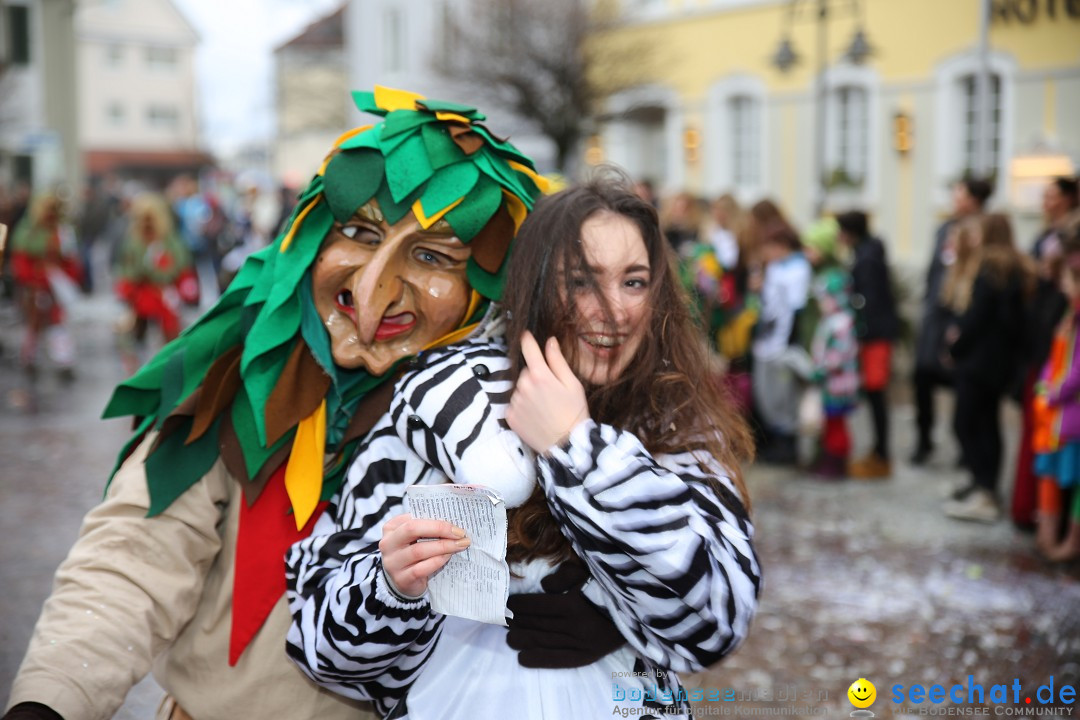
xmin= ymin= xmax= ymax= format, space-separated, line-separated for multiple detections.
xmin=411 ymin=196 xmax=464 ymax=230
xmin=279 ymin=196 xmax=321 ymax=253
xmin=284 ymin=398 xmax=326 ymax=531
xmin=502 ymin=191 xmax=528 ymax=233
xmin=434 ymin=112 xmax=473 ymax=125
xmin=375 ymin=85 xmax=425 ymax=112
xmin=506 ymin=161 xmax=552 ymax=193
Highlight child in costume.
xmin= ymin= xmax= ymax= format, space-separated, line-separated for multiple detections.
xmin=1033 ymin=227 xmax=1080 ymax=561
xmin=4 ymin=87 xmax=545 ymax=720
xmin=113 ymin=192 xmax=196 ymax=374
xmin=9 ymin=192 xmax=82 ymax=378
xmin=808 ymin=267 xmax=859 ymax=478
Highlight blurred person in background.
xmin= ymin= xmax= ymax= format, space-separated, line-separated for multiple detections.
xmin=113 ymin=193 xmax=196 ymax=375
xmin=797 ymin=216 xmax=843 ymax=350
xmin=708 ymin=193 xmax=741 ymax=271
xmin=1031 ymin=176 xmax=1079 ymax=260
xmin=76 ymin=176 xmax=120 ymax=294
xmin=941 ymin=213 xmax=1034 ymax=522
xmin=837 ymin=211 xmax=900 ymax=479
xmin=9 ymin=192 xmax=82 ymax=382
xmin=911 ymin=177 xmax=993 ymax=466
xmin=751 ymin=206 xmax=811 ymax=465
xmin=807 ymin=267 xmax=859 ymax=479
xmin=1012 ymin=178 xmax=1077 ymax=528
xmin=0 ymin=181 xmax=33 ymax=299
xmin=632 ymin=177 xmax=658 ymax=209
xmin=660 ymin=190 xmax=702 ymax=257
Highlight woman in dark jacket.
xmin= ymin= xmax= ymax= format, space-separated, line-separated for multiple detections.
xmin=943 ymin=214 xmax=1034 ymax=522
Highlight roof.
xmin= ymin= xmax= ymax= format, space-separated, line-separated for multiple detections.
xmin=275 ymin=5 xmax=345 ymax=53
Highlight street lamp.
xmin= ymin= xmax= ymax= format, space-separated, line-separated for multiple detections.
xmin=770 ymin=0 xmax=875 ymax=215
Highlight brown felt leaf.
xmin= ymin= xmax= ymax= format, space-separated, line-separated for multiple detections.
xmin=218 ymin=410 xmax=250 ymax=485
xmin=244 ymin=440 xmax=294 ymax=507
xmin=469 ymin=204 xmax=514 ymax=274
xmin=264 ymin=343 xmax=331 ymax=448
xmin=449 ymin=125 xmax=484 ymax=155
xmin=187 ymin=346 xmax=243 ymax=445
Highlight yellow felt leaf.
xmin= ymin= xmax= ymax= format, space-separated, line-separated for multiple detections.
xmin=434 ymin=112 xmax=473 ymax=125
xmin=374 ymin=85 xmax=425 ymax=113
xmin=279 ymin=196 xmax=321 ymax=253
xmin=507 ymin=161 xmax=552 ymax=193
xmin=502 ymin=191 xmax=528 ymax=233
xmin=411 ymin=196 xmax=464 ymax=230
xmin=284 ymin=398 xmax=326 ymax=530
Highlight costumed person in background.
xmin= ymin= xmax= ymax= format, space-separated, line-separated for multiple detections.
xmin=9 ymin=192 xmax=82 ymax=381
xmin=807 ymin=268 xmax=859 ymax=479
xmin=286 ymin=176 xmax=759 ymax=719
xmin=3 ymin=87 xmax=546 ymax=720
xmin=114 ymin=193 xmax=197 ymax=375
xmin=796 ymin=216 xmax=842 ymax=350
xmin=1032 ymin=212 xmax=1080 ymax=560
xmin=837 ymin=210 xmax=900 ymax=480
xmin=1012 ymin=178 xmax=1078 ymax=528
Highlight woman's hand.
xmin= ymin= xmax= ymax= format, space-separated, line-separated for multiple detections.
xmin=507 ymin=332 xmax=590 ymax=454
xmin=379 ymin=513 xmax=470 ymax=598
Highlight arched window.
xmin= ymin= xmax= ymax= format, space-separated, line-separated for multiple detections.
xmin=706 ymin=75 xmax=767 ymax=200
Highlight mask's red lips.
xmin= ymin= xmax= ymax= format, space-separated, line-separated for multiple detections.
xmin=375 ymin=312 xmax=416 ymax=341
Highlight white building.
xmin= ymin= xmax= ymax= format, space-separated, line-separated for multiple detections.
xmin=75 ymin=0 xmax=210 ymax=186
xmin=273 ymin=5 xmax=348 ymax=186
xmin=0 ymin=0 xmax=79 ymax=192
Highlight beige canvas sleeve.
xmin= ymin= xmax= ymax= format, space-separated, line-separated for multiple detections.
xmin=6 ymin=434 xmax=230 ymax=720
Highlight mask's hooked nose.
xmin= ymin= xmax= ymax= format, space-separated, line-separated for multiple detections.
xmin=352 ymin=243 xmax=406 ymax=344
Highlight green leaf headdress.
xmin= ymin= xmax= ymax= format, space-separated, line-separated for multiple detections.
xmin=101 ymin=86 xmax=548 ymax=528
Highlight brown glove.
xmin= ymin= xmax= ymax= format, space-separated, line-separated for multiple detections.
xmin=506 ymin=559 xmax=626 ymax=668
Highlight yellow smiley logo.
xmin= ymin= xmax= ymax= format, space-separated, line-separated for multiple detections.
xmin=848 ymin=678 xmax=876 ymax=709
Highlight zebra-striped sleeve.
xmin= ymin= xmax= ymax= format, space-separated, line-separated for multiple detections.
xmin=538 ymin=419 xmax=761 ymax=674
xmin=284 ymin=419 xmax=444 ymax=716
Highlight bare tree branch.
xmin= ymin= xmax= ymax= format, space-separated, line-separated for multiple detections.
xmin=436 ymin=0 xmax=652 ymax=174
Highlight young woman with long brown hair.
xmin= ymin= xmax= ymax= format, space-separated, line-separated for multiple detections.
xmin=943 ymin=213 xmax=1035 ymax=522
xmin=286 ymin=176 xmax=760 ymax=719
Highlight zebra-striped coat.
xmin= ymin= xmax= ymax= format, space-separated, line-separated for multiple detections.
xmin=285 ymin=336 xmax=761 ymax=719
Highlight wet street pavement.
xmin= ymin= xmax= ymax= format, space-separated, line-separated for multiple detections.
xmin=2 ymin=293 xmax=1078 ymax=719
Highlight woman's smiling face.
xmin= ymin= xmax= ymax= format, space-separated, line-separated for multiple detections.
xmin=564 ymin=211 xmax=651 ymax=386
xmin=311 ymin=201 xmax=472 ymax=375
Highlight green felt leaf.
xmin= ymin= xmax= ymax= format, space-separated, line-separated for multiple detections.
xmin=475 ymin=151 xmax=531 ymax=203
xmin=419 ymin=162 xmax=479 ymax=219
xmin=145 ymin=416 xmax=221 ymax=516
xmin=338 ymin=129 xmax=382 ymax=152
xmin=416 ymin=99 xmax=484 ymax=119
xmin=373 ymin=178 xmax=416 ymax=226
xmin=241 ymin=347 xmax=291 ymax=446
xmin=466 ymin=260 xmax=504 ymax=302
xmin=381 ymin=110 xmax=430 ymax=139
xmin=157 ymin=349 xmax=186 ymax=427
xmin=104 ymin=415 xmax=155 ymax=494
xmin=324 ymin=151 xmax=385 ymax=224
xmin=350 ymin=91 xmax=384 ymax=116
xmin=385 ymin=134 xmax=434 ymax=203
xmin=421 ymin=123 xmax=466 ymax=170
xmin=445 ymin=175 xmax=502 ymax=242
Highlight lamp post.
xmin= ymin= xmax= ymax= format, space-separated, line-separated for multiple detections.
xmin=771 ymin=0 xmax=874 ymax=217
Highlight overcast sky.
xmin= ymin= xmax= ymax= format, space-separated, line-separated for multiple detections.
xmin=172 ymin=0 xmax=342 ymax=156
